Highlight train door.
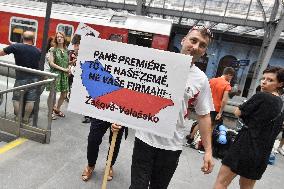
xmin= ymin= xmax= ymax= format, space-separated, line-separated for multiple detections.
xmin=128 ymin=30 xmax=153 ymax=48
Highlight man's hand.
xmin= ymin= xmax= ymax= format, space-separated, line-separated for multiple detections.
xmin=70 ymin=56 xmax=77 ymax=65
xmin=0 ymin=49 xmax=7 ymax=56
xmin=201 ymin=152 xmax=214 ymax=174
xmin=215 ymin=112 xmax=222 ymax=120
xmin=64 ymin=67 xmax=71 ymax=74
xmin=111 ymin=123 xmax=122 ymax=132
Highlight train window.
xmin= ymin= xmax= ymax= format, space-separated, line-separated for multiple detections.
xmin=9 ymin=17 xmax=38 ymax=44
xmin=56 ymin=24 xmax=74 ymax=45
xmin=128 ymin=30 xmax=153 ymax=48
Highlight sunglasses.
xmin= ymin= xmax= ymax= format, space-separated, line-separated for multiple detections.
xmin=190 ymin=25 xmax=214 ymax=39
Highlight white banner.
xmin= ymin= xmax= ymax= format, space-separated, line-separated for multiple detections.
xmin=68 ymin=23 xmax=99 ymax=50
xmin=68 ymin=36 xmax=191 ymax=138
xmin=74 ymin=22 xmax=100 ymax=37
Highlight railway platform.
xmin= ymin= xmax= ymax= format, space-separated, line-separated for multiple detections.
xmin=0 ymin=103 xmax=284 ymax=189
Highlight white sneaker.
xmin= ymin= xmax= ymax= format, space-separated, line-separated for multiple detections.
xmin=278 ymin=147 xmax=284 ymax=156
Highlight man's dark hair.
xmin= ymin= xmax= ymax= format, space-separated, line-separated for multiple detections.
xmin=46 ymin=36 xmax=54 ymax=51
xmin=71 ymin=34 xmax=81 ymax=45
xmin=223 ymin=67 xmax=235 ymax=76
xmin=188 ymin=25 xmax=214 ymax=43
xmin=263 ymin=67 xmax=284 ymax=84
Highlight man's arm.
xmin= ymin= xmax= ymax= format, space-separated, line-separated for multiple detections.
xmin=0 ymin=49 xmax=7 ymax=56
xmin=197 ymin=113 xmax=214 ymax=174
xmin=216 ymin=90 xmax=229 ymax=120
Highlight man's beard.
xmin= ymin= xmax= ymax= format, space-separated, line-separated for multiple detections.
xmin=191 ymin=54 xmax=202 ymax=63
xmin=181 ymin=49 xmax=201 ymax=63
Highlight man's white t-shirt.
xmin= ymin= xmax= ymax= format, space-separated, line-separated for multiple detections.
xmin=135 ymin=65 xmax=214 ymax=151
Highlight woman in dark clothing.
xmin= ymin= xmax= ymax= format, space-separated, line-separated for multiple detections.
xmin=213 ymin=67 xmax=284 ymax=189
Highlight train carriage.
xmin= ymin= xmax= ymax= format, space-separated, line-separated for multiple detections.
xmin=0 ymin=0 xmax=173 ymax=61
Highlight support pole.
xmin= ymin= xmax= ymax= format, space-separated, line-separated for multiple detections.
xmin=40 ymin=0 xmax=53 ymax=70
xmin=136 ymin=0 xmax=146 ymax=15
xmin=248 ymin=17 xmax=284 ymax=96
xmin=33 ymin=0 xmax=53 ymax=128
xmin=101 ymin=130 xmax=118 ymax=189
xmin=248 ymin=0 xmax=283 ymax=97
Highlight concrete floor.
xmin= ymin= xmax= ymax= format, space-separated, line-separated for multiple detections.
xmin=0 ymin=105 xmax=283 ymax=189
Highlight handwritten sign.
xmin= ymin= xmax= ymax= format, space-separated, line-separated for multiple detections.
xmin=68 ymin=36 xmax=191 ymax=138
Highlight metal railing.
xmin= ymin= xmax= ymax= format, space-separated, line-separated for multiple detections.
xmin=0 ymin=61 xmax=57 ymax=143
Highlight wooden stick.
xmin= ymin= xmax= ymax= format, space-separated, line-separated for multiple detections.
xmin=101 ymin=130 xmax=118 ymax=189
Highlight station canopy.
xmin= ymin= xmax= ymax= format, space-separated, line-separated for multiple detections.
xmin=44 ymin=0 xmax=284 ymax=40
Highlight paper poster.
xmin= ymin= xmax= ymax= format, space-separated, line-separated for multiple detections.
xmin=68 ymin=36 xmax=191 ymax=138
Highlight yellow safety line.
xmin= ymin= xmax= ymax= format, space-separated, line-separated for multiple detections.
xmin=0 ymin=138 xmax=27 ymax=154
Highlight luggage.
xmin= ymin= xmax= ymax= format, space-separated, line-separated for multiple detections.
xmin=212 ymin=125 xmax=237 ymax=159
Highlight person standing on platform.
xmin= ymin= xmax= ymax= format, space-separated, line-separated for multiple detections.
xmin=48 ymin=31 xmax=70 ymax=118
xmin=0 ymin=31 xmax=41 ymax=124
xmin=213 ymin=67 xmax=284 ymax=189
xmin=81 ymin=34 xmax=127 ymax=182
xmin=209 ymin=67 xmax=235 ymax=126
xmin=67 ymin=34 xmax=80 ymax=102
xmin=113 ymin=25 xmax=215 ymax=189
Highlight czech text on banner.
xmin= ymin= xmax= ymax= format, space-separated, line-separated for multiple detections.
xmin=68 ymin=36 xmax=192 ymax=138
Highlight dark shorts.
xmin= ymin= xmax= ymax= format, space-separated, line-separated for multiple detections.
xmin=210 ymin=111 xmax=223 ymax=127
xmin=210 ymin=111 xmax=218 ymax=122
xmin=12 ymin=78 xmax=39 ymax=102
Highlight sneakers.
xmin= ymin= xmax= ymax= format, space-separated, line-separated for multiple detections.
xmin=198 ymin=146 xmax=205 ymax=154
xmin=184 ymin=138 xmax=194 ymax=147
xmin=277 ymin=147 xmax=284 ymax=156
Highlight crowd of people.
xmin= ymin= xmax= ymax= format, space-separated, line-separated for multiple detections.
xmin=0 ymin=25 xmax=284 ymax=189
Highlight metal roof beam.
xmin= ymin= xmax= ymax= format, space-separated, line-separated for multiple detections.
xmin=248 ymin=10 xmax=284 ymax=97
xmin=238 ymin=28 xmax=259 ymax=35
xmin=136 ymin=0 xmax=146 ymax=15
xmin=208 ymin=22 xmax=218 ymax=29
xmin=178 ymin=0 xmax=187 ymax=25
xmin=193 ymin=20 xmax=200 ymax=26
xmin=55 ymin=0 xmax=136 ymax=10
xmin=148 ymin=7 xmax=264 ymax=28
xmin=222 ymin=25 xmax=237 ymax=33
xmin=54 ymin=1 xmax=264 ymax=28
xmin=244 ymin=0 xmax=253 ymax=26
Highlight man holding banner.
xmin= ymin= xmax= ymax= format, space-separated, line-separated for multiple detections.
xmin=113 ymin=25 xmax=215 ymax=189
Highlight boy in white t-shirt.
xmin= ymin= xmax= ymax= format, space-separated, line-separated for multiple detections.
xmin=113 ymin=25 xmax=215 ymax=189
